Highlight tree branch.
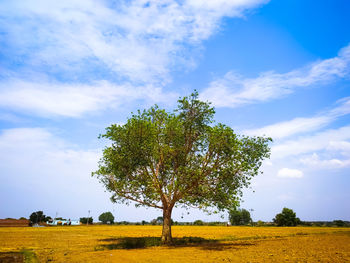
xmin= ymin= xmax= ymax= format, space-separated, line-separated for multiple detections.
xmin=118 ymin=193 xmax=163 ymax=209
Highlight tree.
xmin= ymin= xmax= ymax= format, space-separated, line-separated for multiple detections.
xmin=333 ymin=220 xmax=345 ymax=227
xmin=80 ymin=217 xmax=93 ymax=224
xmin=150 ymin=216 xmax=165 ymax=225
xmin=156 ymin=216 xmax=163 ymax=224
xmin=29 ymin=211 xmax=51 ymax=225
xmin=273 ymin=208 xmax=301 ymax=226
xmin=229 ymin=208 xmax=252 ymax=225
xmin=193 ymin=219 xmax=204 ymax=225
xmin=99 ymin=212 xmax=115 ymax=224
xmin=93 ymin=92 xmax=271 ymax=243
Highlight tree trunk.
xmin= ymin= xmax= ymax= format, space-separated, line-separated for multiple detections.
xmin=161 ymin=206 xmax=173 ymax=244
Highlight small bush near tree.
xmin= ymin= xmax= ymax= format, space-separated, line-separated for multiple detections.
xmin=229 ymin=208 xmax=252 ymax=225
xmin=273 ymin=208 xmax=301 ymax=226
xmin=98 ymin=212 xmax=115 ymax=224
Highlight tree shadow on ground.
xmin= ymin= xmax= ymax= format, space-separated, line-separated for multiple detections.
xmin=0 ymin=249 xmax=37 ymax=263
xmin=0 ymin=252 xmax=24 ymax=263
xmin=95 ymin=236 xmax=256 ymax=251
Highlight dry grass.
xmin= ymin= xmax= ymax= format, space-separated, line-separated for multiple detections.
xmin=0 ymin=225 xmax=349 ymax=262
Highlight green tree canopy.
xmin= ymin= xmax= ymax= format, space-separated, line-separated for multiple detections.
xmin=79 ymin=217 xmax=93 ymax=224
xmin=333 ymin=220 xmax=345 ymax=227
xmin=93 ymin=92 xmax=271 ymax=243
xmin=193 ymin=219 xmax=205 ymax=225
xmin=29 ymin=211 xmax=51 ymax=225
xmin=98 ymin=212 xmax=115 ymax=224
xmin=273 ymin=207 xmax=301 ymax=226
xmin=229 ymin=208 xmax=252 ymax=225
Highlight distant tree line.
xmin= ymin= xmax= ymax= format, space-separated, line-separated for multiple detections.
xmin=27 ymin=210 xmax=94 ymax=226
xmin=18 ymin=209 xmax=350 ymax=227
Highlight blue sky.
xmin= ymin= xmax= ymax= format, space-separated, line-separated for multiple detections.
xmin=0 ymin=0 xmax=349 ymax=222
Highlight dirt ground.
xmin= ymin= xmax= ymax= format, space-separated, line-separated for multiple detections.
xmin=0 ymin=225 xmax=349 ymax=262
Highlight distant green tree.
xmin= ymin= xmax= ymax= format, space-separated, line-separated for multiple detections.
xmin=150 ymin=216 xmax=164 ymax=225
xmin=193 ymin=220 xmax=204 ymax=225
xmin=29 ymin=211 xmax=50 ymax=224
xmin=273 ymin=208 xmax=301 ymax=226
xmin=229 ymin=208 xmax=252 ymax=225
xmin=19 ymin=217 xmax=27 ymax=220
xmin=80 ymin=217 xmax=93 ymax=224
xmin=256 ymin=220 xmax=265 ymax=227
xmin=98 ymin=212 xmax=115 ymax=224
xmin=333 ymin=220 xmax=345 ymax=227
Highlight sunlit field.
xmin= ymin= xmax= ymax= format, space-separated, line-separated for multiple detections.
xmin=0 ymin=225 xmax=349 ymax=262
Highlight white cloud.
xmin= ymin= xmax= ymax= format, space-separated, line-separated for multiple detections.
xmin=0 ymin=127 xmax=100 ymax=186
xmin=0 ymin=127 xmax=106 ymax=218
xmin=272 ymin=126 xmax=350 ymax=159
xmin=277 ymin=168 xmax=303 ymax=178
xmin=300 ymin=153 xmax=350 ymax=169
xmin=329 ymin=96 xmax=350 ymax=117
xmin=243 ymin=97 xmax=350 ymax=139
xmin=200 ymin=44 xmax=350 ymax=108
xmin=327 ymin=140 xmax=350 ymax=155
xmin=0 ymin=128 xmax=57 ymax=150
xmin=0 ymin=0 xmax=268 ymax=118
xmin=241 ymin=97 xmax=350 ymax=175
xmin=0 ymin=79 xmax=178 ymax=117
xmin=245 ymin=116 xmax=331 ymax=139
xmin=0 ymin=0 xmax=268 ymax=85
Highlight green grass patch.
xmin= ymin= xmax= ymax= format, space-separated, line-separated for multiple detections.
xmin=20 ymin=249 xmax=38 ymax=263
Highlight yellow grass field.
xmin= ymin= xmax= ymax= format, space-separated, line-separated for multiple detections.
xmin=0 ymin=225 xmax=349 ymax=262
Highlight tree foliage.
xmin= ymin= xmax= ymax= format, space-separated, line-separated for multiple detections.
xmin=29 ymin=211 xmax=50 ymax=224
xmin=273 ymin=207 xmax=301 ymax=226
xmin=79 ymin=217 xmax=93 ymax=224
xmin=93 ymin=92 xmax=271 ymax=243
xmin=229 ymin=208 xmax=252 ymax=225
xmin=333 ymin=220 xmax=345 ymax=227
xmin=193 ymin=219 xmax=205 ymax=225
xmin=99 ymin=212 xmax=115 ymax=224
